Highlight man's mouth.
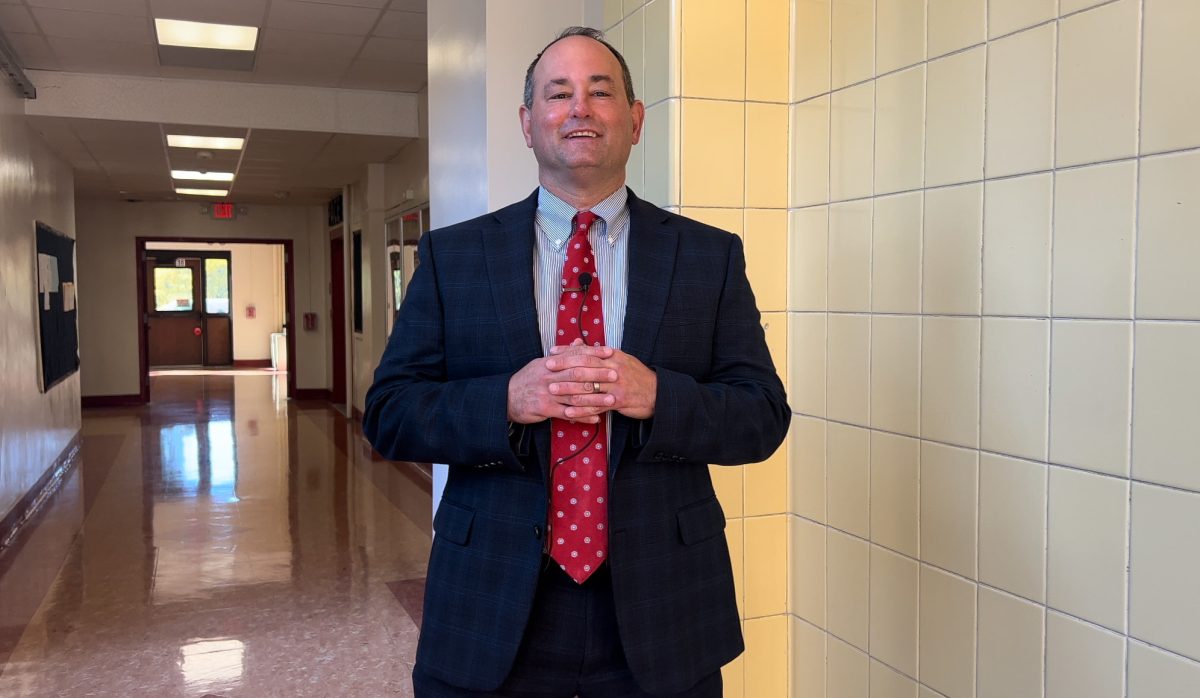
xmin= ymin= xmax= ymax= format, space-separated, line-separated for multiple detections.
xmin=564 ymin=130 xmax=600 ymax=139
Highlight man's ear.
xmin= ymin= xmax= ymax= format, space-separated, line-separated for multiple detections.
xmin=519 ymin=104 xmax=534 ymax=148
xmin=630 ymin=100 xmax=646 ymax=145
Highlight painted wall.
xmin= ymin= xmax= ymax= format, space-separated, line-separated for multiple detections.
xmin=0 ymin=86 xmax=80 ymax=522
xmin=75 ymin=200 xmax=328 ymax=397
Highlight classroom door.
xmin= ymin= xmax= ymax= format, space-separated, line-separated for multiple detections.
xmin=146 ymin=258 xmax=204 ymax=366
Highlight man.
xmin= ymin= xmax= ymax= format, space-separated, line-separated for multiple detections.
xmin=364 ymin=27 xmax=789 ymax=697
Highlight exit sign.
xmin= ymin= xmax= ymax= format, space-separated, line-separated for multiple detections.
xmin=210 ymin=202 xmax=236 ymax=220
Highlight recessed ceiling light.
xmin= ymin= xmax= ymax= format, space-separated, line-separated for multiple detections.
xmin=167 ymin=135 xmax=245 ymax=150
xmin=176 ymin=187 xmax=229 ymax=197
xmin=155 ymin=18 xmax=258 ymax=52
xmin=172 ymin=170 xmax=235 ymax=182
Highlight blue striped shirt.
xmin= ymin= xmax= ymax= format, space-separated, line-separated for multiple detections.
xmin=533 ymin=186 xmax=631 ymax=355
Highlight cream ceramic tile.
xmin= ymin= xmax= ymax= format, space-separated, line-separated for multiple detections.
xmin=680 ymin=99 xmax=743 ymax=207
xmin=919 ymin=689 xmax=946 ymax=698
xmin=727 ymin=517 xmax=745 ymax=617
xmin=724 ymin=651 xmax=745 ymax=698
xmin=1047 ymin=466 xmax=1129 ymax=632
xmin=1128 ymin=639 xmax=1200 ymax=698
xmin=1141 ymin=0 xmax=1200 ymax=154
xmin=1130 ymin=483 xmax=1200 ymax=661
xmin=827 ymin=422 xmax=870 ymax=538
xmin=978 ymin=587 xmax=1045 ymax=698
xmin=828 ymin=636 xmax=870 ymax=698
xmin=622 ymin=7 xmax=645 ymax=109
xmin=745 ymin=515 xmax=789 ymax=617
xmin=746 ymin=0 xmax=789 ymax=102
xmin=1045 ymin=612 xmax=1125 ymax=698
xmin=746 ymin=104 xmax=789 ymax=209
xmin=764 ymin=311 xmax=788 ymax=385
xmin=828 ymin=200 xmax=872 ymax=312
xmin=985 ymin=23 xmax=1055 ymax=178
xmin=1052 ymin=161 xmax=1136 ymax=318
xmin=980 ymin=318 xmax=1049 ymax=460
xmin=870 ymin=545 xmax=919 ymax=676
xmin=870 ymin=431 xmax=919 ymax=557
xmin=827 ymin=314 xmax=870 ymax=427
xmin=927 ymin=0 xmax=984 ymax=58
xmin=989 ymin=0 xmax=1055 ymax=38
xmin=875 ymin=66 xmax=925 ymax=195
xmin=642 ymin=98 xmax=679 ymax=207
xmin=1137 ymin=152 xmax=1200 ymax=319
xmin=872 ymin=192 xmax=922 ymax=315
xmin=871 ymin=660 xmax=918 ymax=698
xmin=1055 ymin=0 xmax=1139 ymax=167
xmin=789 ymin=313 xmax=826 ymax=417
xmin=790 ymin=207 xmax=828 ymax=312
xmin=919 ymin=565 xmax=977 ymax=698
xmin=744 ymin=615 xmax=790 ymax=697
xmin=920 ymin=317 xmax=981 ymax=449
xmin=746 ymin=438 xmax=788 ymax=516
xmin=710 ymin=463 xmax=743 ymax=518
xmin=793 ymin=0 xmax=832 ymax=102
xmin=921 ymin=441 xmax=979 ymax=579
xmin=680 ymin=0 xmax=744 ymax=100
xmin=745 ymin=209 xmax=789 ymax=312
xmin=626 ymin=141 xmax=645 ymax=196
xmin=925 ymin=47 xmax=985 ymax=187
xmin=790 ymin=415 xmax=827 ymax=522
xmin=870 ymin=315 xmax=920 ymax=437
xmin=624 ymin=1 xmax=644 ymax=18
xmin=680 ymin=207 xmax=743 ymax=236
xmin=603 ymin=0 xmax=623 ymax=28
xmin=1059 ymin=0 xmax=1109 ymax=13
xmin=978 ymin=453 xmax=1046 ymax=602
xmin=830 ymin=83 xmax=875 ymax=201
xmin=642 ymin=0 xmax=677 ymax=105
xmin=877 ymin=0 xmax=925 ymax=74
xmin=1133 ymin=323 xmax=1200 ymax=491
xmin=1048 ymin=320 xmax=1132 ymax=476
xmin=791 ymin=96 xmax=831 ymax=208
xmin=831 ymin=0 xmax=874 ymax=89
xmin=982 ymin=173 xmax=1052 ymax=317
xmin=792 ymin=617 xmax=827 ymax=698
xmin=923 ymin=183 xmax=983 ymax=315
xmin=827 ymin=529 xmax=870 ymax=650
xmin=790 ymin=516 xmax=827 ymax=626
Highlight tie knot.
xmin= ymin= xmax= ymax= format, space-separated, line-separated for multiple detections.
xmin=572 ymin=210 xmax=598 ymax=237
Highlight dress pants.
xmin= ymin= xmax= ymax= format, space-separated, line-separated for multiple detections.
xmin=412 ymin=561 xmax=723 ymax=698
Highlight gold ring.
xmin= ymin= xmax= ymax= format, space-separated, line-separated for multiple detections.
xmin=592 ymin=381 xmax=601 ymax=393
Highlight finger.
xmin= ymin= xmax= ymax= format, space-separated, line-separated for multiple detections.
xmin=561 ymin=404 xmax=606 ymax=421
xmin=547 ymin=372 xmax=615 ymax=395
xmin=545 ymin=353 xmax=616 ymax=372
xmin=548 ymin=343 xmax=615 ymax=358
xmin=556 ymin=392 xmax=617 ymax=408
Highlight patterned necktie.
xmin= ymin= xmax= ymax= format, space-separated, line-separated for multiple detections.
xmin=549 ymin=210 xmax=608 ymax=583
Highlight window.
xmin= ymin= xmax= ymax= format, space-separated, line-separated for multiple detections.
xmin=352 ymin=231 xmax=364 ymax=333
xmin=205 ymin=258 xmax=230 ymax=314
xmin=154 ymin=267 xmax=194 ymax=311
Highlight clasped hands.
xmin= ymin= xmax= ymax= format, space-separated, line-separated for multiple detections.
xmin=507 ymin=339 xmax=656 ymax=425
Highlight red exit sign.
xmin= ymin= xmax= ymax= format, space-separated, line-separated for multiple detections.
xmin=210 ymin=202 xmax=236 ymax=220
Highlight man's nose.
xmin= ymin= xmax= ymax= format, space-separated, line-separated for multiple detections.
xmin=569 ymin=94 xmax=592 ymax=118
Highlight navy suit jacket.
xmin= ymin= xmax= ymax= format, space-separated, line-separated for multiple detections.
xmin=363 ymin=189 xmax=790 ymax=694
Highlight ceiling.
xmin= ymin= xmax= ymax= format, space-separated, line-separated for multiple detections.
xmin=1 ymin=0 xmax=426 ymax=204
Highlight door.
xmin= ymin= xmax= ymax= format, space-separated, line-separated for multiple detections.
xmin=146 ymin=258 xmax=203 ymax=366
xmin=330 ymin=236 xmax=346 ymax=405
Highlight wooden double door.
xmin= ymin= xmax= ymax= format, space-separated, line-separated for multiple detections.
xmin=145 ymin=251 xmax=232 ymax=367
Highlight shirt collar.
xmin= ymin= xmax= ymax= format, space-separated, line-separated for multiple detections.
xmin=536 ymin=185 xmax=628 ymax=250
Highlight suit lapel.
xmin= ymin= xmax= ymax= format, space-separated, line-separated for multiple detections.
xmin=610 ymin=191 xmax=677 ymax=475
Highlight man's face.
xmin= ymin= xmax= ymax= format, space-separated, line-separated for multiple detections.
xmin=520 ymin=36 xmax=645 ymax=192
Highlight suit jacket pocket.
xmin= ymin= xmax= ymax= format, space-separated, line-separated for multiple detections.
xmin=434 ymin=499 xmax=475 ymax=546
xmin=676 ymin=495 xmax=726 ymax=546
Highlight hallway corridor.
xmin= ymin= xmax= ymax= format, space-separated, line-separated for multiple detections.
xmin=0 ymin=373 xmax=431 ymax=696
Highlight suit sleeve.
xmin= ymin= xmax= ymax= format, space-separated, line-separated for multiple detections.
xmin=638 ymin=234 xmax=790 ymax=466
xmin=362 ymin=231 xmax=522 ymax=470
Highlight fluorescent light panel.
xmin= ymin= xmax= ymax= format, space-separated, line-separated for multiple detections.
xmin=172 ymin=170 xmax=235 ymax=182
xmin=155 ymin=18 xmax=258 ymax=52
xmin=167 ymin=134 xmax=245 ymax=150
xmin=176 ymin=188 xmax=229 ymax=197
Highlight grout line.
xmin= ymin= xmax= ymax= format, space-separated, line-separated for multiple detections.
xmin=786 ymin=310 xmax=1200 ymax=325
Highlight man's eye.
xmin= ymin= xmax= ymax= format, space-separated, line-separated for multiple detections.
xmin=549 ymin=93 xmax=569 ymax=100
xmin=592 ymin=91 xmax=611 ymax=97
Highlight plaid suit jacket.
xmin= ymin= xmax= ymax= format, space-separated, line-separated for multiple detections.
xmin=363 ymin=189 xmax=790 ymax=694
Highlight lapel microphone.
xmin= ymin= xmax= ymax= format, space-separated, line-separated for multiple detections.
xmin=564 ymin=272 xmax=593 ymax=293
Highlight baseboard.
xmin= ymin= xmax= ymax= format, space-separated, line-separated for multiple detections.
xmin=232 ymin=359 xmax=273 ymax=368
xmin=0 ymin=433 xmax=82 ymax=555
xmin=293 ymin=388 xmax=333 ymax=402
xmin=81 ymin=394 xmax=145 ymax=408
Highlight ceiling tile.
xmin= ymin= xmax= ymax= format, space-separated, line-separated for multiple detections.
xmin=373 ymin=10 xmax=425 ymax=40
xmin=0 ymin=5 xmax=38 ymax=33
xmin=340 ymin=58 xmax=425 ymax=91
xmin=266 ymin=0 xmax=382 ymax=36
xmin=252 ymin=51 xmax=351 ymax=87
xmin=27 ymin=0 xmax=147 ymax=17
xmin=48 ymin=36 xmax=159 ymax=74
xmin=258 ymin=28 xmax=364 ymax=59
xmin=148 ymin=0 xmax=268 ymax=27
xmin=168 ymin=150 xmax=242 ymax=171
xmin=315 ymin=133 xmax=411 ymax=163
xmin=290 ymin=0 xmax=388 ymax=8
xmin=27 ymin=117 xmax=96 ymax=166
xmin=387 ymin=0 xmax=425 ymax=14
xmin=243 ymin=131 xmax=333 ymax=163
xmin=358 ymin=36 xmax=425 ymax=63
xmin=5 ymin=33 xmax=61 ymax=70
xmin=32 ymin=8 xmax=154 ymax=43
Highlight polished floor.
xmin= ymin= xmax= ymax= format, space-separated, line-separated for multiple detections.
xmin=0 ymin=372 xmax=433 ymax=696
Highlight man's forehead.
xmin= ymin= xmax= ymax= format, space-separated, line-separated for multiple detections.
xmin=535 ymin=36 xmax=620 ymax=80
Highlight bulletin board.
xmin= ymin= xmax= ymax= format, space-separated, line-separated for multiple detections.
xmin=35 ymin=221 xmax=79 ymax=392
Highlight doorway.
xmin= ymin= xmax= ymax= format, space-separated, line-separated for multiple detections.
xmin=329 ymin=231 xmax=347 ymax=408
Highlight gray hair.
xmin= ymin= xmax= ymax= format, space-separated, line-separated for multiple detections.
xmin=522 ymin=26 xmax=636 ymax=110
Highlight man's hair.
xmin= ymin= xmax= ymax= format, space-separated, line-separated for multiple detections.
xmin=522 ymin=26 xmax=636 ymax=110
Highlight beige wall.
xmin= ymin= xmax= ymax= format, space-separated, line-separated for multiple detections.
xmin=75 ymin=200 xmax=329 ymax=396
xmin=0 ymin=86 xmax=80 ymax=521
xmin=610 ymin=0 xmax=1200 ymax=695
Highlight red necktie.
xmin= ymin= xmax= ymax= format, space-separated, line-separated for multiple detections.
xmin=549 ymin=211 xmax=608 ymax=583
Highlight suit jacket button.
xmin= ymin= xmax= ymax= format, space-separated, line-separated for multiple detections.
xmin=533 ymin=524 xmax=543 ymax=539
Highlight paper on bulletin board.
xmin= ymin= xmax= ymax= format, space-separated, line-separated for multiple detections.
xmin=62 ymin=282 xmax=76 ymax=312
xmin=38 ymin=253 xmax=60 ymax=309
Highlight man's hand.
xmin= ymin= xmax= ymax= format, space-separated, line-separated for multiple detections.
xmin=508 ymin=340 xmax=616 ymax=424
xmin=547 ymin=343 xmax=657 ymax=420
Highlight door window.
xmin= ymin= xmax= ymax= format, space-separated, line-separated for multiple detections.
xmin=154 ymin=267 xmax=195 ymax=311
xmin=205 ymin=258 xmax=230 ymax=314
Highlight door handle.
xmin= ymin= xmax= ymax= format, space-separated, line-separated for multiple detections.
xmin=193 ymin=327 xmax=202 ymax=336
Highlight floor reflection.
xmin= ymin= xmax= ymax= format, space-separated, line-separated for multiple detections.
xmin=0 ymin=372 xmax=432 ymax=695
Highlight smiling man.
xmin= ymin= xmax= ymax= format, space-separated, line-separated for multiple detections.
xmin=364 ymin=27 xmax=789 ymax=698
